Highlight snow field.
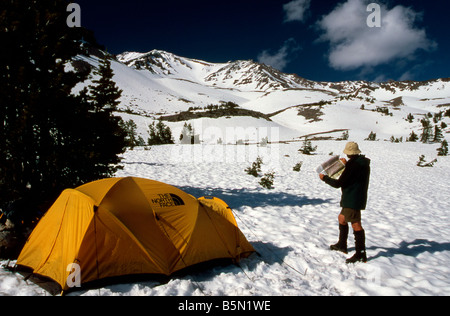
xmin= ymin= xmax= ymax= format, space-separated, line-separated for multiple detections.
xmin=1 ymin=140 xmax=449 ymax=296
xmin=116 ymin=140 xmax=450 ymax=296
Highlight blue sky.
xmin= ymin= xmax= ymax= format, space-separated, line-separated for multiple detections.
xmin=76 ymin=0 xmax=449 ymax=82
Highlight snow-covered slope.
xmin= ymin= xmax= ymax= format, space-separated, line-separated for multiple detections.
xmin=72 ymin=49 xmax=450 ymax=145
xmin=2 ymin=140 xmax=449 ymax=296
xmin=83 ymin=49 xmax=450 ymax=143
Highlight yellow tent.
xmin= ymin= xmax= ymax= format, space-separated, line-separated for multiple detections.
xmin=16 ymin=177 xmax=254 ymax=294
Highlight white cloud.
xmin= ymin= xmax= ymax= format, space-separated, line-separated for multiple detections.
xmin=283 ymin=0 xmax=311 ymax=23
xmin=257 ymin=39 xmax=301 ymax=71
xmin=316 ymin=0 xmax=436 ymax=71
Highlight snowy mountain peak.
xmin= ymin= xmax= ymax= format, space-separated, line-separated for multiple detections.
xmin=116 ymin=49 xmax=318 ymax=92
xmin=204 ymin=59 xmax=316 ymax=91
xmin=78 ymin=48 xmax=450 ymax=143
xmin=117 ymin=49 xmax=196 ymax=76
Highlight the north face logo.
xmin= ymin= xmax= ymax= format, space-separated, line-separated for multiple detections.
xmin=151 ymin=193 xmax=185 ymax=208
xmin=169 ymin=194 xmax=184 ymax=206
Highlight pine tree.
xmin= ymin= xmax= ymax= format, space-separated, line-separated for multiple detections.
xmin=420 ymin=118 xmax=433 ymax=143
xmin=365 ymin=131 xmax=377 ymax=141
xmin=83 ymin=54 xmax=127 ymax=180
xmin=433 ymin=125 xmax=444 ymax=143
xmin=0 ymin=0 xmax=126 ymax=220
xmin=445 ymin=109 xmax=450 ymax=118
xmin=148 ymin=120 xmax=174 ymax=145
xmin=293 ymin=161 xmax=303 ymax=172
xmin=408 ymin=131 xmax=418 ymax=142
xmin=337 ymin=131 xmax=349 ymax=141
xmin=299 ymin=138 xmax=317 ymax=155
xmin=437 ymin=140 xmax=448 ymax=156
xmin=89 ymin=54 xmax=123 ymax=113
xmin=245 ymin=157 xmax=263 ymax=177
xmin=1 ymin=0 xmax=86 ymax=208
xmin=259 ymin=172 xmax=275 ymax=190
xmin=121 ymin=119 xmax=145 ymax=148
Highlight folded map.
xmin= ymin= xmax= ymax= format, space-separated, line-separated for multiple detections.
xmin=316 ymin=155 xmax=345 ymax=179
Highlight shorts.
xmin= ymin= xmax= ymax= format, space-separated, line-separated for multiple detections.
xmin=340 ymin=208 xmax=361 ymax=223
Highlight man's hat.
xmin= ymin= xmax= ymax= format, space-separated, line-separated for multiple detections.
xmin=343 ymin=142 xmax=361 ymax=155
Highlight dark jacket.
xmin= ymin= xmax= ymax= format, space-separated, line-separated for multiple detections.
xmin=323 ymin=155 xmax=371 ymax=210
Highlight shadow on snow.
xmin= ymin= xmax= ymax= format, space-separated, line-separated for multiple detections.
xmin=368 ymin=239 xmax=450 ymax=261
xmin=178 ymin=185 xmax=333 ymax=210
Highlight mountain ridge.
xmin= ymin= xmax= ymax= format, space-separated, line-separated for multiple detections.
xmin=116 ymin=49 xmax=449 ymax=94
xmin=77 ymin=49 xmax=450 ymax=142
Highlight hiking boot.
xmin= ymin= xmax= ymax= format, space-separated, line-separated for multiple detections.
xmin=330 ymin=224 xmax=348 ymax=254
xmin=346 ymin=251 xmax=367 ymax=264
xmin=346 ymin=229 xmax=367 ymax=264
xmin=330 ymin=243 xmax=348 ymax=254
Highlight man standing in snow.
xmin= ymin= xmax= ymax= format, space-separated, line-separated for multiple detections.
xmin=319 ymin=142 xmax=371 ymax=263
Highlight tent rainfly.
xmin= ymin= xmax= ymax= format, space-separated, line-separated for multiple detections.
xmin=16 ymin=177 xmax=254 ymax=294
